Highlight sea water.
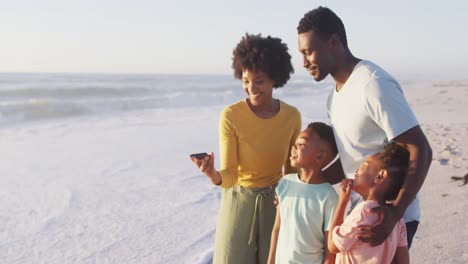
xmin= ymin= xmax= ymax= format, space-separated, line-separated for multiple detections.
xmin=0 ymin=73 xmax=332 ymax=127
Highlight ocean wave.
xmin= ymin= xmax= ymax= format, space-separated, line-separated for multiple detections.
xmin=0 ymin=73 xmax=331 ymax=125
xmin=0 ymin=86 xmax=153 ymax=100
xmin=0 ymin=93 xmax=242 ymax=125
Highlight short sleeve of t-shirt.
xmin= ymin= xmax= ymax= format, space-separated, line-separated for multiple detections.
xmin=363 ymin=77 xmax=419 ymax=141
xmin=276 ymin=176 xmax=288 ymax=201
xmin=323 ymin=192 xmax=338 ymax=232
xmin=332 ymin=202 xmax=378 ymax=252
xmin=397 ymin=219 xmax=408 ymax=247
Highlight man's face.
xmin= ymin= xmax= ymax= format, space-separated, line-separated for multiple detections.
xmin=298 ymin=30 xmax=333 ymax=82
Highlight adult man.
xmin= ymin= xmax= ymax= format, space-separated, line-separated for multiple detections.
xmin=297 ymin=6 xmax=432 ymax=248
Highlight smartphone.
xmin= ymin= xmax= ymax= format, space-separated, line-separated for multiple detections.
xmin=190 ymin=152 xmax=208 ymax=160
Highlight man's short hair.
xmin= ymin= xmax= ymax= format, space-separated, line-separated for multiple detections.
xmin=297 ymin=6 xmax=348 ymax=48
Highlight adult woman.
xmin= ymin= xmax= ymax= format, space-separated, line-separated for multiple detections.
xmin=191 ymin=33 xmax=301 ymax=264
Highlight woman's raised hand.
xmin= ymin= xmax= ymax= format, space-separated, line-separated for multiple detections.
xmin=190 ymin=152 xmax=222 ymax=185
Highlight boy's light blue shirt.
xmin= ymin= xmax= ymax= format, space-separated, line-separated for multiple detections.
xmin=275 ymin=173 xmax=338 ymax=264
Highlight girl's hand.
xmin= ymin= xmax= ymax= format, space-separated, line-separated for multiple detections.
xmin=339 ymin=179 xmax=354 ymax=202
xmin=190 ymin=152 xmax=222 ymax=185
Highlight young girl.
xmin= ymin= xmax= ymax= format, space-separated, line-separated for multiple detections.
xmin=328 ymin=143 xmax=410 ymax=264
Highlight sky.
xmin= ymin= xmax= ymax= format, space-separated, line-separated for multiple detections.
xmin=1 ymin=0 xmax=467 ymax=79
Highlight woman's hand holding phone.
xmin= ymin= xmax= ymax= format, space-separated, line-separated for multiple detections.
xmin=189 ymin=152 xmax=222 ymax=185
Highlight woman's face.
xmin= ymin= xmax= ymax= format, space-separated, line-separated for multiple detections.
xmin=241 ymin=69 xmax=275 ymax=107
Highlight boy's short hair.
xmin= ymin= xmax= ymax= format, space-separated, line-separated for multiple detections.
xmin=232 ymin=33 xmax=294 ymax=88
xmin=374 ymin=143 xmax=410 ymax=201
xmin=297 ymin=6 xmax=348 ymax=48
xmin=307 ymin=122 xmax=338 ymax=157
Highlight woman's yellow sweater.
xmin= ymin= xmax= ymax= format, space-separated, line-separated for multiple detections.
xmin=218 ymin=100 xmax=301 ymax=188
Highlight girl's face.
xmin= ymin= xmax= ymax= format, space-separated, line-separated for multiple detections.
xmin=353 ymin=155 xmax=383 ymax=196
xmin=241 ymin=69 xmax=275 ymax=107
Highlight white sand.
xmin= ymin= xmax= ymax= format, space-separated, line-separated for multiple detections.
xmin=403 ymin=80 xmax=468 ymax=263
xmin=0 ymin=80 xmax=466 ymax=263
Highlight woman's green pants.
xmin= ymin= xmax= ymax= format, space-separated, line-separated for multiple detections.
xmin=213 ymin=184 xmax=277 ymax=264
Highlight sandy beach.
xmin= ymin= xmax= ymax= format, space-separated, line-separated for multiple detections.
xmin=402 ymin=80 xmax=468 ymax=263
xmin=0 ymin=77 xmax=466 ymax=263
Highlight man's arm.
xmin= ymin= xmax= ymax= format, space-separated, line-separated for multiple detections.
xmin=357 ymin=125 xmax=432 ymax=245
xmin=393 ymin=125 xmax=432 ymax=216
xmin=322 ymin=156 xmax=346 ymax=185
xmin=267 ymin=202 xmax=281 ymax=264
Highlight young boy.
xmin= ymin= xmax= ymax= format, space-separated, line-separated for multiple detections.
xmin=268 ymin=122 xmax=339 ymax=264
xmin=328 ymin=143 xmax=410 ymax=264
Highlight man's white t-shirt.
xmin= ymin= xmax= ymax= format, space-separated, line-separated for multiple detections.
xmin=327 ymin=60 xmax=420 ymax=222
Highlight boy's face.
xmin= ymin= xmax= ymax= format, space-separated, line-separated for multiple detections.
xmin=353 ymin=155 xmax=383 ymax=195
xmin=290 ymin=128 xmax=325 ymax=168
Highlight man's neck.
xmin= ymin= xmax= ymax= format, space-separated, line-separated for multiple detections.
xmin=299 ymin=166 xmax=326 ymax=184
xmin=331 ymin=52 xmax=360 ymax=92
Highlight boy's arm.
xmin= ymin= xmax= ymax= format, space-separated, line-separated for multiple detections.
xmin=268 ymin=201 xmax=281 ymax=264
xmin=391 ymin=246 xmax=409 ymax=264
xmin=322 ymin=231 xmax=336 ymax=264
xmin=328 ymin=179 xmax=353 ymax=254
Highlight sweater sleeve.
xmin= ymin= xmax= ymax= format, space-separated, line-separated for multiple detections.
xmin=283 ymin=108 xmax=301 ymax=175
xmin=218 ymin=106 xmax=239 ymax=188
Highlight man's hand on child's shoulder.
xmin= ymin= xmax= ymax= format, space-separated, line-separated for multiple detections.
xmin=356 ymin=205 xmax=400 ymax=246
